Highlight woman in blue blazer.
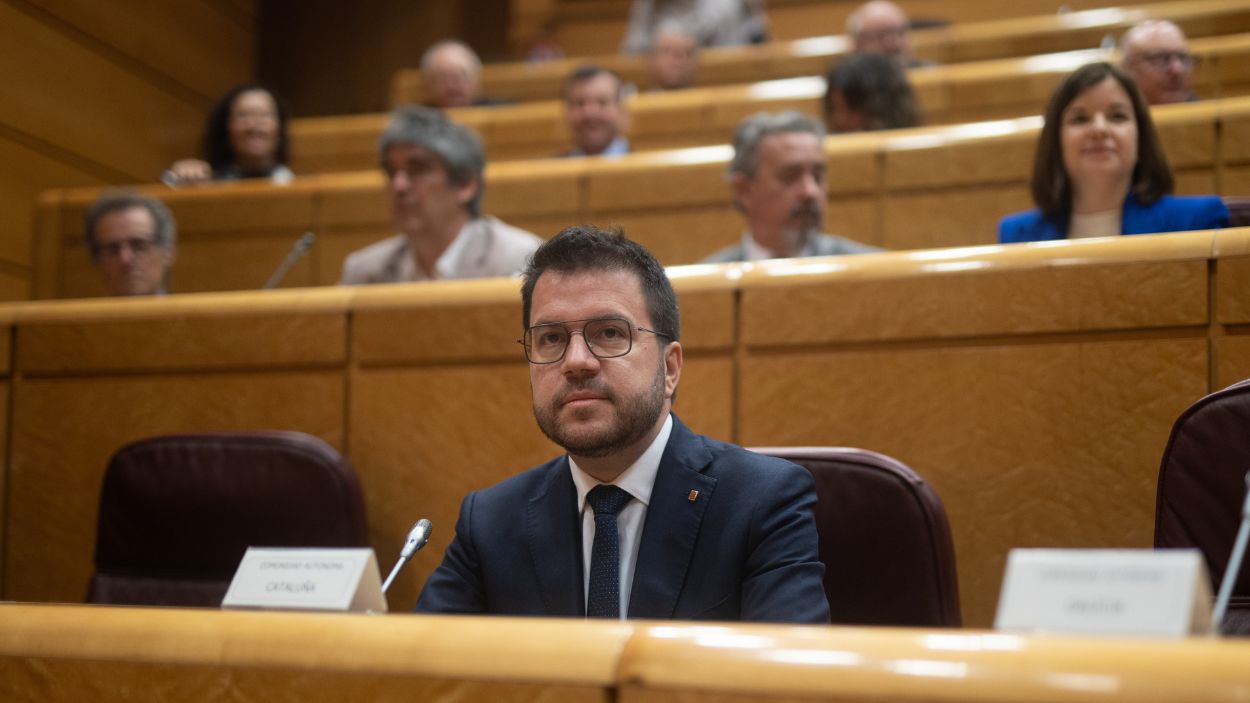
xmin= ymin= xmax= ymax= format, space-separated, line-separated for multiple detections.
xmin=999 ymin=62 xmax=1227 ymax=244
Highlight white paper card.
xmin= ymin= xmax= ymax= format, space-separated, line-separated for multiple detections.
xmin=994 ymin=549 xmax=1211 ymax=638
xmin=221 ymin=547 xmax=387 ymax=613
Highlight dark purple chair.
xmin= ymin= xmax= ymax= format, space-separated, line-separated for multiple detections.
xmin=1223 ymin=196 xmax=1250 ymax=228
xmin=752 ymin=447 xmax=961 ymax=627
xmin=87 ymin=431 xmax=369 ymax=607
xmin=1155 ymin=378 xmax=1250 ymax=634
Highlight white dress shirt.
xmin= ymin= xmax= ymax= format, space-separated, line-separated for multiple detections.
xmin=569 ymin=413 xmax=674 ymax=619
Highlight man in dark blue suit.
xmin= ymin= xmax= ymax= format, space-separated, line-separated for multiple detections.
xmin=416 ymin=225 xmax=830 ymax=623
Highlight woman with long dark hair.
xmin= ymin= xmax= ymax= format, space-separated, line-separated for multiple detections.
xmin=999 ymin=62 xmax=1226 ymax=242
xmin=164 ymin=84 xmax=293 ymax=185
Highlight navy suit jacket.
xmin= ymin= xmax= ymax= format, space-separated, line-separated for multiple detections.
xmin=415 ymin=416 xmax=830 ymax=623
xmin=998 ymin=194 xmax=1228 ymax=243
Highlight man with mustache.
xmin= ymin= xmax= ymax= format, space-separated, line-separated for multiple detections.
xmin=416 ymin=225 xmax=829 ymax=623
xmin=703 ymin=111 xmax=879 ymax=262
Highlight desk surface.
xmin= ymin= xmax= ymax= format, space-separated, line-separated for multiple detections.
xmin=2 ymin=604 xmax=1249 ymax=702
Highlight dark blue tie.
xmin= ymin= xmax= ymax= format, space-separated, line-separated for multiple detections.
xmin=586 ymin=484 xmax=633 ymax=618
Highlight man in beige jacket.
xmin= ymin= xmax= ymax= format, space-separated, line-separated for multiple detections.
xmin=339 ymin=106 xmax=541 ymax=285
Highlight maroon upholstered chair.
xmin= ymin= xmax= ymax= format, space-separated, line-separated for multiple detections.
xmin=1155 ymin=378 xmax=1250 ymax=634
xmin=752 ymin=447 xmax=961 ymax=627
xmin=87 ymin=431 xmax=369 ymax=607
xmin=1223 ymin=196 xmax=1250 ymax=228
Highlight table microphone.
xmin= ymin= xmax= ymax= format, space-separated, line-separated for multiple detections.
xmin=1212 ymin=470 xmax=1250 ymax=633
xmin=262 ymin=231 xmax=316 ymax=290
xmin=382 ymin=518 xmax=433 ymax=594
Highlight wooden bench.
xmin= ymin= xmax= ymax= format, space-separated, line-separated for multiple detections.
xmin=395 ymin=0 xmax=1250 ymax=105
xmin=6 ymin=229 xmax=1250 ymax=627
xmin=37 ymin=96 xmax=1250 ymax=300
xmin=296 ymin=33 xmax=1250 ymax=170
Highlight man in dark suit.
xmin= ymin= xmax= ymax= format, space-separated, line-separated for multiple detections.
xmin=416 ymin=225 xmax=829 ymax=623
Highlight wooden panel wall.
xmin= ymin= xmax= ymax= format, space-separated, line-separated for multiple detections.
xmin=3 ymin=230 xmax=1250 ymax=627
xmin=0 ymin=0 xmax=255 ymax=301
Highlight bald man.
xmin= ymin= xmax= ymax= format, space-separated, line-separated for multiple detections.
xmin=421 ymin=40 xmax=507 ymax=109
xmin=846 ymin=0 xmax=930 ymax=68
xmin=1120 ymin=20 xmax=1197 ymax=105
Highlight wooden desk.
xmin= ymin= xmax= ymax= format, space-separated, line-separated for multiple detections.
xmin=2 ymin=604 xmax=1249 ymax=702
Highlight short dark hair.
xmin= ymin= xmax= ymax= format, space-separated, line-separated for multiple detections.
xmin=84 ymin=190 xmax=177 ymax=260
xmin=561 ymin=65 xmax=625 ymax=102
xmin=1031 ymin=61 xmax=1173 ymax=221
xmin=202 ymin=84 xmax=290 ymax=175
xmin=378 ymin=105 xmax=486 ymax=217
xmin=521 ymin=225 xmax=679 ymax=343
xmin=822 ymin=52 xmax=921 ymax=132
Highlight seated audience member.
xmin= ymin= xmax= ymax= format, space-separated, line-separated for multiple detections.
xmin=84 ymin=191 xmax=177 ymax=297
xmin=562 ymin=66 xmax=631 ymax=157
xmin=1119 ymin=20 xmax=1197 ymax=106
xmin=416 ymin=224 xmax=830 ymax=623
xmin=846 ymin=0 xmax=930 ymax=68
xmin=823 ymin=52 xmax=921 ymax=133
xmin=421 ymin=40 xmax=507 ymax=109
xmin=165 ymin=84 xmax=293 ymax=185
xmin=621 ymin=0 xmax=767 ymax=54
xmin=339 ymin=106 xmax=541 ymax=284
xmin=704 ymin=111 xmax=881 ymax=262
xmin=650 ymin=24 xmax=699 ymax=90
xmin=999 ymin=62 xmax=1227 ymax=243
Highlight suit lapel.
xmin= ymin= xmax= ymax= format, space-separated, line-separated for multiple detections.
xmin=526 ymin=458 xmax=585 ymax=616
xmin=628 ymin=418 xmax=717 ymax=619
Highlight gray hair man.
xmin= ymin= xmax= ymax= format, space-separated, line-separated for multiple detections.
xmin=1120 ymin=20 xmax=1197 ymax=105
xmin=84 ymin=190 xmax=177 ymax=296
xmin=703 ymin=111 xmax=880 ymax=262
xmin=339 ymin=106 xmax=541 ymax=284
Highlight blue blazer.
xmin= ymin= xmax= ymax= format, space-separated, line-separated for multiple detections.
xmin=998 ymin=194 xmax=1228 ymax=243
xmin=415 ymin=416 xmax=831 ymax=623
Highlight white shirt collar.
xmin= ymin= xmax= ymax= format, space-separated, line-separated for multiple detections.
xmin=741 ymin=230 xmax=815 ymax=261
xmin=570 ymin=413 xmax=673 ymax=509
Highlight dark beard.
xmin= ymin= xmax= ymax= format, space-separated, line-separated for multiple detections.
xmin=533 ymin=361 xmax=667 ymax=459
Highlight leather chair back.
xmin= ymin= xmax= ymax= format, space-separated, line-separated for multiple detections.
xmin=1156 ymin=378 xmax=1250 ymax=634
xmin=88 ymin=431 xmax=369 ymax=606
xmin=753 ymin=447 xmax=961 ymax=627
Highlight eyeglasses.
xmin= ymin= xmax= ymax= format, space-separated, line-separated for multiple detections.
xmin=1132 ymin=51 xmax=1197 ymax=70
xmin=97 ymin=237 xmax=159 ymax=259
xmin=519 ymin=317 xmax=670 ymax=364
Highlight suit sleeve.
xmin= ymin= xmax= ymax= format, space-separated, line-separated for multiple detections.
xmin=739 ymin=460 xmax=831 ymax=624
xmin=413 ymin=492 xmax=488 ymax=613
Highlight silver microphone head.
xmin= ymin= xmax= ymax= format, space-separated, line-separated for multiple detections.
xmin=400 ymin=518 xmax=433 ymax=559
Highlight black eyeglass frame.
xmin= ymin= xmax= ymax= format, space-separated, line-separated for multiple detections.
xmin=517 ymin=316 xmax=672 ymax=364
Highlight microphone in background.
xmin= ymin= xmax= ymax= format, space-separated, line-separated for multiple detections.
xmin=262 ymin=231 xmax=316 ymax=290
xmin=382 ymin=518 xmax=433 ymax=594
xmin=1212 ymin=470 xmax=1250 ymax=633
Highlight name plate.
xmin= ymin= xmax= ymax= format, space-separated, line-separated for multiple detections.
xmin=994 ymin=549 xmax=1211 ymax=638
xmin=221 ymin=547 xmax=386 ymax=613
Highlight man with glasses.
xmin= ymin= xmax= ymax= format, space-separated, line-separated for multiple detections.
xmin=84 ymin=190 xmax=177 ymax=297
xmin=1120 ymin=20 xmax=1197 ymax=106
xmin=847 ymin=0 xmax=930 ymax=68
xmin=416 ymin=225 xmax=829 ymax=623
